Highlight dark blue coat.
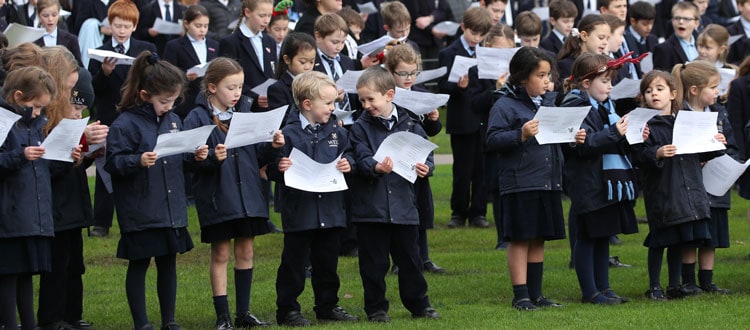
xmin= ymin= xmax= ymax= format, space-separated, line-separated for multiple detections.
xmin=438 ymin=38 xmax=481 ymax=135
xmin=51 ymin=158 xmax=94 ymax=232
xmin=486 ymin=85 xmax=564 ymax=195
xmin=347 ymin=105 xmax=435 ymax=225
xmin=182 ymin=94 xmax=275 ymax=227
xmin=104 ymin=104 xmax=189 ymax=233
xmin=267 ymin=72 xmax=295 ymax=125
xmin=652 ymin=35 xmax=690 ymax=72
xmin=699 ymin=103 xmax=737 ymax=209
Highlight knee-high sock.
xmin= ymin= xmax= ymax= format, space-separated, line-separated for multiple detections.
xmin=526 ymin=262 xmax=544 ymax=300
xmin=574 ymin=239 xmax=597 ymax=299
xmin=698 ymin=269 xmax=713 ymax=288
xmin=16 ymin=275 xmax=34 ymax=330
xmin=666 ymin=247 xmax=682 ymax=288
xmin=156 ymin=255 xmax=177 ymax=325
xmin=593 ymin=238 xmax=611 ymax=291
xmin=0 ymin=275 xmax=18 ymax=330
xmin=126 ymin=259 xmax=150 ymax=328
xmin=235 ymin=268 xmax=253 ymax=315
xmin=682 ymin=262 xmax=696 ymax=286
xmin=647 ymin=247 xmax=664 ymax=288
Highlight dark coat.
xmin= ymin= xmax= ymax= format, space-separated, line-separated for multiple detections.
xmin=438 ymin=38 xmax=481 ymax=135
xmin=202 ymin=0 xmax=242 ymax=42
xmin=727 ymin=74 xmax=750 ymax=160
xmin=267 ymin=72 xmax=294 ymax=120
xmin=34 ymin=29 xmax=83 ymax=67
xmin=162 ymin=35 xmax=219 ymax=119
xmin=401 ymin=0 xmax=450 ymax=49
xmin=313 ymin=52 xmax=362 ymax=117
xmin=540 ymin=33 xmax=563 ymax=57
xmin=135 ymin=0 xmax=185 ymax=55
xmin=218 ymin=29 xmax=277 ymax=112
xmin=293 ymin=5 xmax=320 ymax=37
xmin=51 ymin=158 xmax=94 ymax=232
xmin=726 ymin=21 xmax=749 ymax=65
xmin=701 ymin=103 xmax=738 ymax=208
xmin=623 ymin=29 xmax=658 ymax=77
xmin=70 ymin=0 xmax=110 ymax=36
xmin=652 ymin=34 xmax=689 ymax=72
xmin=467 ymin=65 xmax=497 ymax=129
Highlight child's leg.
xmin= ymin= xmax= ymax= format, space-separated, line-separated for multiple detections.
xmin=417 ymin=229 xmax=429 ymax=263
xmin=210 ymin=240 xmax=232 ymax=318
xmin=647 ymin=247 xmax=664 ymax=288
xmin=526 ymin=239 xmax=545 ymax=300
xmin=37 ymin=234 xmax=69 ymax=326
xmin=593 ymin=238 xmax=611 ymax=292
xmin=0 ymin=275 xmax=18 ymax=330
xmin=155 ymin=254 xmax=177 ymax=326
xmin=507 ymin=240 xmax=531 ymax=303
xmin=682 ymin=248 xmax=697 ymax=286
xmin=276 ymin=231 xmax=313 ymax=317
xmin=573 ymin=239 xmax=597 ymax=299
xmin=64 ymin=230 xmax=86 ymax=323
xmin=234 ymin=237 xmax=255 ymax=315
xmin=666 ymin=246 xmax=682 ymax=288
xmin=126 ymin=258 xmax=151 ymax=328
xmin=16 ymin=274 xmax=34 ymax=330
xmin=390 ymin=225 xmax=430 ymax=314
xmin=356 ymin=223 xmax=392 ymax=315
xmin=698 ymin=247 xmax=716 ymax=288
xmin=310 ymin=229 xmax=343 ymax=315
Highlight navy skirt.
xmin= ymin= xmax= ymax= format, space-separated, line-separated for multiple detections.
xmin=501 ymin=190 xmax=566 ymax=241
xmin=705 ymin=208 xmax=730 ymax=248
xmin=576 ymin=202 xmax=638 ymax=240
xmin=644 ymin=218 xmax=711 ymax=248
xmin=0 ymin=236 xmax=52 ymax=275
xmin=117 ymin=227 xmax=194 ymax=260
xmin=200 ymin=217 xmax=271 ymax=243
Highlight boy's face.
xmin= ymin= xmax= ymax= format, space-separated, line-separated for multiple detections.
xmin=518 ymin=34 xmax=540 ymax=47
xmin=357 ymin=85 xmax=395 ymax=118
xmin=602 ymin=0 xmax=628 ymax=21
xmin=267 ymin=18 xmax=289 ymax=43
xmin=672 ymin=9 xmax=699 ymax=41
xmin=316 ymin=30 xmax=347 ymax=58
xmin=740 ymin=1 xmax=750 ymax=21
xmin=485 ymin=1 xmax=507 ymax=25
xmin=385 ymin=23 xmax=411 ymax=39
xmin=692 ymin=0 xmax=709 ymax=15
xmin=608 ymin=25 xmax=625 ymax=52
xmin=462 ymin=27 xmax=486 ymax=47
xmin=550 ymin=16 xmax=575 ymax=37
xmin=302 ymin=85 xmax=338 ymax=124
xmin=629 ymin=18 xmax=654 ymax=38
xmin=349 ymin=25 xmax=362 ymax=40
xmin=110 ymin=17 xmax=136 ymax=44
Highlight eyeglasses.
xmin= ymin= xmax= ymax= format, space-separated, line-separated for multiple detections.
xmin=672 ymin=16 xmax=698 ymax=22
xmin=393 ymin=71 xmax=420 ymax=79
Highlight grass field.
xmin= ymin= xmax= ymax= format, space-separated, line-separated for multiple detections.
xmin=66 ymin=160 xmax=750 ymax=329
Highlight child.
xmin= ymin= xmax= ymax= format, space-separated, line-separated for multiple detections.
xmin=349 ymin=66 xmax=439 ymax=322
xmin=88 ymin=0 xmax=157 ymax=238
xmin=557 ymin=14 xmax=610 ymax=88
xmin=163 ymin=4 xmax=219 ymax=119
xmin=271 ymin=71 xmax=357 ymax=326
xmin=294 ymin=0 xmax=342 ymax=36
xmin=624 ymin=1 xmax=658 ymax=76
xmin=726 ymin=0 xmax=750 ymax=64
xmin=182 ymin=57 xmax=284 ymax=329
xmin=33 ymin=0 xmax=83 ymax=66
xmin=104 ymin=51 xmax=205 ymax=330
xmin=203 ymin=0 xmax=242 ymax=41
xmin=399 ymin=0 xmax=450 ymax=58
xmin=337 ymin=6 xmax=363 ymax=60
xmin=697 ymin=24 xmax=734 ymax=70
xmin=728 ymin=59 xmax=750 ymax=202
xmin=603 ymin=14 xmax=636 ymax=82
xmin=482 ymin=0 xmax=508 ymax=25
xmin=437 ymin=6 xmax=492 ymax=229
xmin=541 ymin=0 xmax=578 ymax=56
xmin=560 ymin=53 xmax=642 ymax=305
xmin=135 ymin=0 xmax=184 ymax=55
xmin=674 ymin=60 xmax=734 ymax=294
xmin=268 ymin=32 xmax=317 ymax=113
xmin=313 ymin=13 xmax=357 ymax=116
xmin=267 ymin=0 xmax=292 ymax=59
xmin=652 ymin=1 xmax=701 ymax=71
xmin=688 ymin=0 xmax=712 ymax=33
xmin=384 ymin=43 xmax=445 ymax=273
xmin=486 ymin=46 xmax=586 ymax=310
xmin=599 ymin=0 xmax=628 ymax=21
xmin=380 ymin=1 xmax=420 ymax=53
xmin=218 ymin=0 xmax=277 ymax=112
xmin=514 ymin=11 xmax=544 ymax=47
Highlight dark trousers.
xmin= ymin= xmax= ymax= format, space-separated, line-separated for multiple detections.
xmin=276 ymin=228 xmax=341 ymax=317
xmin=356 ymin=223 xmax=430 ymax=315
xmin=37 ymin=229 xmax=85 ymax=325
xmin=93 ymin=172 xmax=115 ymax=228
xmin=449 ymin=132 xmax=487 ymax=220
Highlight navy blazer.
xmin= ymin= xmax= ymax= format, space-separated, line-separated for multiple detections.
xmin=401 ymin=0 xmax=450 ymax=49
xmin=293 ymin=5 xmax=320 ymax=37
xmin=219 ymin=29 xmax=277 ymax=112
xmin=540 ymin=33 xmax=563 ymax=57
xmin=726 ymin=21 xmax=749 ymax=64
xmin=88 ymin=38 xmax=158 ymax=126
xmin=162 ymin=35 xmax=219 ymax=119
xmin=136 ymin=0 xmax=185 ymax=55
xmin=652 ymin=35 xmax=689 ymax=72
xmin=313 ymin=52 xmax=362 ymax=116
xmin=34 ymin=29 xmax=84 ymax=67
xmin=437 ymin=38 xmax=481 ymax=135
xmin=623 ymin=29 xmax=658 ymax=77
xmin=267 ymin=72 xmax=294 ymax=122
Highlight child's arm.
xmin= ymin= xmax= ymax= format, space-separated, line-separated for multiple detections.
xmin=348 ymin=122 xmax=381 ymax=177
xmin=103 ymin=124 xmax=151 ymax=176
xmin=575 ymin=112 xmax=628 ymax=158
xmin=421 ymin=111 xmax=442 ymax=137
xmin=486 ymin=103 xmax=536 ymax=153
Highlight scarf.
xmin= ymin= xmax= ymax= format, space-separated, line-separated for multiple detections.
xmin=590 ymin=95 xmax=637 ymax=201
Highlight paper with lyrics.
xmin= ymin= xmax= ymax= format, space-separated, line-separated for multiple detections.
xmin=41 ymin=117 xmax=89 ymax=162
xmin=625 ymin=108 xmax=660 ymax=144
xmin=532 ymin=106 xmax=590 ymax=145
xmin=284 ymin=148 xmax=348 ymax=192
xmin=223 ymin=106 xmax=287 ymax=149
xmin=672 ymin=110 xmax=725 ymax=154
xmin=373 ymin=131 xmax=437 ymax=183
xmin=702 ymin=154 xmax=750 ymax=196
xmin=392 ymin=87 xmax=450 ymax=116
xmin=153 ymin=124 xmax=215 ymax=158
xmin=0 ymin=107 xmax=21 ymax=147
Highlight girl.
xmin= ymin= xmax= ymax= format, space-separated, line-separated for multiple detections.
xmin=34 ymin=0 xmax=83 ymax=66
xmin=267 ymin=0 xmax=292 ymax=60
xmin=182 ymin=57 xmax=284 ymax=329
xmin=163 ymin=4 xmax=219 ymax=119
xmin=560 ymin=53 xmax=642 ymax=304
xmin=674 ymin=60 xmax=734 ymax=294
xmin=104 ymin=51 xmax=207 ymax=330
xmin=728 ymin=58 xmax=750 ymax=232
xmin=697 ymin=24 xmax=737 ymax=100
xmin=219 ymin=0 xmax=276 ymax=112
xmin=267 ymin=32 xmax=316 ymax=115
xmin=384 ymin=43 xmax=445 ymax=274
xmin=38 ymin=47 xmax=79 ymax=137
xmin=557 ymin=14 xmax=610 ymax=88
xmin=0 ymin=66 xmax=80 ymax=330
xmin=633 ymin=69 xmax=719 ymax=300
xmin=486 ymin=46 xmax=586 ymax=311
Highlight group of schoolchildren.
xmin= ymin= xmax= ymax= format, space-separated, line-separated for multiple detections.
xmin=3 ymin=0 xmax=750 ymax=328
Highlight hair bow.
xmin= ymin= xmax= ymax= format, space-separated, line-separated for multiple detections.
xmin=273 ymin=0 xmax=293 ymax=17
xmin=570 ymin=28 xmax=580 ymax=38
xmin=146 ymin=52 xmax=160 ymax=64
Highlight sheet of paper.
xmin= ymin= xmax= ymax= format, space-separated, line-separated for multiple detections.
xmin=476 ymin=46 xmax=519 ymax=80
xmin=250 ymin=78 xmax=277 ymax=96
xmin=152 ymin=18 xmax=183 ymax=35
xmin=3 ymin=23 xmax=46 ymax=48
xmin=432 ymin=21 xmax=461 ymax=36
xmin=41 ymin=117 xmax=88 ymax=162
xmin=357 ymin=1 xmax=378 ymax=14
xmin=718 ymin=67 xmax=736 ymax=95
xmin=672 ymin=110 xmax=726 ymax=154
xmin=610 ymin=78 xmax=641 ymax=100
xmin=0 ymin=107 xmax=21 ymax=146
xmin=532 ymin=7 xmax=550 ymax=21
xmin=59 ymin=9 xmax=71 ymax=17
xmin=186 ymin=63 xmax=208 ymax=77
xmin=729 ymin=34 xmax=743 ymax=46
xmin=358 ymin=34 xmax=391 ymax=55
xmin=284 ymin=148 xmax=348 ymax=192
xmin=152 ymin=125 xmax=215 ymax=158
xmin=447 ymin=56 xmax=476 ymax=83
xmin=336 ymin=70 xmax=363 ymax=93
xmin=223 ymin=106 xmax=287 ymax=149
xmin=95 ymin=156 xmax=113 ymax=193
xmin=333 ymin=110 xmax=354 ymax=125
xmin=702 ymin=154 xmax=750 ymax=195
xmin=392 ymin=87 xmax=450 ymax=116
xmin=533 ymin=106 xmax=590 ymax=145
xmin=624 ymin=107 xmax=660 ymax=144
xmin=414 ymin=66 xmax=446 ymax=85
xmin=87 ymin=48 xmax=135 ymax=66
xmin=640 ymin=52 xmax=653 ymax=73
xmin=372 ymin=131 xmax=437 ymax=183
xmin=228 ymin=18 xmax=239 ymax=30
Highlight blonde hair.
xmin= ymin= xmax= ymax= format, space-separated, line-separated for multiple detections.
xmin=671 ymin=60 xmax=719 ymax=109
xmin=292 ymin=71 xmax=337 ymax=109
xmin=384 ymin=43 xmax=421 ymax=73
xmin=39 ymin=46 xmax=79 ymax=135
xmin=697 ymin=24 xmax=730 ymax=64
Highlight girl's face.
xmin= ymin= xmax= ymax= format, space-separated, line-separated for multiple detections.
xmin=303 ymin=85 xmax=338 ymax=124
xmin=142 ymin=90 xmax=181 ymax=117
xmin=15 ymin=92 xmax=52 ymax=119
xmin=691 ymin=75 xmax=721 ymax=108
xmin=392 ymin=61 xmax=419 ymax=89
xmin=318 ymin=0 xmax=342 ymax=13
xmin=185 ymin=15 xmax=209 ymax=41
xmin=65 ymin=71 xmax=79 ymax=99
xmin=39 ymin=5 xmax=59 ymax=32
xmin=643 ymin=76 xmax=677 ymax=113
xmin=284 ymin=48 xmax=316 ymax=76
xmin=244 ymin=3 xmax=273 ymax=34
xmin=268 ymin=18 xmax=289 ymax=43
xmin=65 ymin=104 xmax=84 ymax=119
xmin=485 ymin=1 xmax=506 ymax=25
xmin=208 ymin=72 xmax=244 ymax=111
xmin=486 ymin=36 xmax=514 ymax=49
xmin=583 ymin=73 xmax=613 ymax=103
xmin=608 ymin=26 xmax=625 ymax=53
xmin=698 ymin=38 xmax=726 ymax=63
xmin=581 ymin=24 xmax=610 ymax=55
xmin=521 ymin=60 xmax=551 ymax=97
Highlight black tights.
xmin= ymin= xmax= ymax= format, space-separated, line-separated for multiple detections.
xmin=0 ymin=274 xmax=35 ymax=330
xmin=126 ymin=255 xmax=177 ymax=328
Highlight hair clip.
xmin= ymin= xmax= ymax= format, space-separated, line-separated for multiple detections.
xmin=570 ymin=28 xmax=580 ymax=38
xmin=146 ymin=52 xmax=160 ymax=64
xmin=273 ymin=0 xmax=293 ymax=17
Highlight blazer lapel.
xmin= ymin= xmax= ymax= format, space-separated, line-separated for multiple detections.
xmin=239 ymin=33 xmax=263 ymax=72
xmin=181 ymin=36 xmax=200 ymax=65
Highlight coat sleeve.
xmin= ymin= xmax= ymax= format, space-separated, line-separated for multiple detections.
xmin=104 ymin=123 xmax=145 ymax=177
xmin=348 ymin=122 xmax=380 ymax=178
xmin=727 ymin=79 xmax=748 ymax=160
xmin=575 ymin=109 xmax=626 ymax=158
xmin=486 ymin=99 xmax=525 ymax=153
xmin=437 ymin=47 xmax=461 ymax=94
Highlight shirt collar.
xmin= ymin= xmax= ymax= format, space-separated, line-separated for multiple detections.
xmin=212 ymin=103 xmax=234 ymax=120
xmin=684 ymin=102 xmax=709 ymax=112
xmin=678 ymin=35 xmax=695 ymax=48
xmin=239 ymin=19 xmax=261 ymax=39
xmin=378 ymin=105 xmax=398 ymax=121
xmin=459 ymin=35 xmax=474 ymax=54
xmin=187 ymin=33 xmax=204 ymax=44
xmin=318 ymin=49 xmax=340 ymax=62
xmin=44 ymin=27 xmax=58 ymax=38
xmin=299 ymin=113 xmax=318 ymax=129
xmin=111 ymin=38 xmax=131 ymax=50
xmin=628 ymin=26 xmax=644 ymax=42
xmin=552 ymin=29 xmax=565 ymax=42
xmin=158 ymin=0 xmax=172 ymax=7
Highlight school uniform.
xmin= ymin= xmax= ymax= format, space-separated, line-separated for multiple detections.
xmin=727 ymin=74 xmax=750 ymax=197
xmin=347 ymin=105 xmax=434 ymax=316
xmin=136 ymin=0 xmax=185 ymax=55
xmin=540 ymin=31 xmax=564 ymax=57
xmin=557 ymin=56 xmax=575 ymax=89
xmin=70 ymin=0 xmax=110 ymax=36
xmin=266 ymin=71 xmax=295 ymax=122
xmin=652 ymin=34 xmax=691 ymax=72
xmin=726 ymin=20 xmax=750 ymax=65
xmin=293 ymin=5 xmax=320 ymax=37
xmin=623 ymin=27 xmax=658 ymax=78
xmin=401 ymin=0 xmax=450 ymax=57
xmin=12 ymin=3 xmax=38 ymax=27
xmin=34 ymin=28 xmax=84 ymax=67
xmin=219 ymin=27 xmax=277 ymax=112
xmin=163 ymin=35 xmax=219 ymax=119
xmin=313 ymin=51 xmax=361 ymax=117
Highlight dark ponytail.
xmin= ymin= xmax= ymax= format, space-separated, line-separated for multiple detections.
xmin=119 ymin=51 xmax=186 ymax=111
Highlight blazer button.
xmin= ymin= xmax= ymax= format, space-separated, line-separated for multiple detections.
xmin=321 ymin=223 xmax=326 ymax=227
xmin=163 ymin=160 xmax=168 ymax=164
xmin=168 ymin=189 xmax=172 ymax=193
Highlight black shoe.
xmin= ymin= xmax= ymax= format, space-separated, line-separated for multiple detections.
xmin=423 ymin=261 xmax=446 ymax=274
xmin=446 ymin=216 xmax=465 ymax=228
xmin=469 ymin=216 xmax=490 ymax=228
xmin=137 ymin=325 xmax=155 ymax=330
xmin=391 ymin=264 xmax=399 ymax=274
xmin=533 ymin=296 xmax=563 ymax=308
xmin=582 ymin=292 xmax=621 ymax=305
xmin=317 ymin=306 xmax=358 ymax=322
xmin=601 ymin=288 xmax=628 ymax=302
xmin=69 ymin=320 xmax=94 ymax=330
xmin=216 ymin=314 xmax=234 ymax=330
xmin=667 ymin=284 xmax=701 ymax=299
xmin=89 ymin=226 xmax=109 ymax=237
xmin=160 ymin=323 xmax=180 ymax=330
xmin=235 ymin=312 xmax=270 ymax=328
xmin=645 ymin=286 xmax=667 ymax=301
xmin=512 ymin=298 xmax=537 ymax=311
xmin=40 ymin=321 xmax=75 ymax=330
xmin=367 ymin=310 xmax=390 ymax=323
xmin=609 ymin=235 xmax=623 ymax=245
xmin=267 ymin=220 xmax=282 ymax=233
xmin=609 ymin=256 xmax=631 ymax=268
xmin=701 ymin=283 xmax=730 ymax=294
xmin=278 ymin=311 xmax=312 ymax=327
xmin=411 ymin=307 xmax=440 ymax=319
xmin=681 ymin=283 xmax=703 ymax=296
xmin=495 ymin=241 xmax=508 ymax=250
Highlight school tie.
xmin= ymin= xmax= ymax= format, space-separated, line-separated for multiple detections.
xmin=322 ymin=54 xmax=350 ymax=112
xmin=379 ymin=116 xmax=395 ymax=130
xmin=306 ymin=124 xmax=320 ymax=138
xmin=469 ymin=46 xmax=476 ymax=58
xmin=165 ymin=3 xmax=172 ymax=22
xmin=620 ymin=43 xmax=638 ymax=79
xmin=115 ymin=43 xmax=125 ymax=54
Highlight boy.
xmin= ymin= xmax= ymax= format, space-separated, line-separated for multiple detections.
xmin=438 ymin=7 xmax=492 ymax=229
xmin=653 ymin=1 xmax=700 ymax=71
xmin=313 ymin=13 xmax=358 ymax=115
xmin=135 ymin=0 xmax=185 ymax=55
xmin=541 ymin=0 xmax=578 ymax=55
xmin=726 ymin=0 xmax=750 ymax=64
xmin=349 ymin=66 xmax=439 ymax=322
xmin=689 ymin=0 xmax=712 ymax=33
xmin=624 ymin=1 xmax=659 ymax=58
xmin=599 ymin=0 xmax=628 ymax=21
xmin=272 ymin=71 xmax=358 ymax=327
xmin=87 ymin=0 xmax=157 ymax=238
xmin=380 ymin=1 xmax=420 ymax=52
xmin=514 ymin=11 xmax=543 ymax=47
xmin=338 ymin=6 xmax=364 ymax=60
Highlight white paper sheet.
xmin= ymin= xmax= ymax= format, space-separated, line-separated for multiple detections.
xmin=228 ymin=18 xmax=239 ymax=30
xmin=476 ymin=46 xmax=519 ymax=80
xmin=718 ymin=67 xmax=736 ymax=95
xmin=372 ymin=131 xmax=437 ymax=183
xmin=532 ymin=7 xmax=550 ymax=21
xmin=357 ymin=34 xmax=391 ymax=55
xmin=87 ymin=48 xmax=135 ymax=65
xmin=333 ymin=110 xmax=355 ymax=125
xmin=533 ymin=106 xmax=590 ymax=145
xmin=414 ymin=67 xmax=447 ymax=84
xmin=0 ymin=107 xmax=21 ymax=146
xmin=640 ymin=52 xmax=653 ymax=73
xmin=152 ymin=18 xmax=183 ymax=35
xmin=250 ymin=78 xmax=277 ymax=96
xmin=610 ymin=78 xmax=641 ymax=100
xmin=673 ymin=110 xmax=726 ymax=154
xmin=729 ymin=34 xmax=743 ymax=46
xmin=336 ymin=70 xmax=363 ymax=93
xmin=59 ymin=9 xmax=71 ymax=18
xmin=703 ymin=154 xmax=750 ymax=195
xmin=624 ymin=107 xmax=660 ymax=144
xmin=223 ymin=106 xmax=287 ymax=149
xmin=447 ymin=56 xmax=476 ymax=83
xmin=284 ymin=148 xmax=348 ymax=192
xmin=357 ymin=1 xmax=379 ymax=15
xmin=432 ymin=21 xmax=461 ymax=36
xmin=392 ymin=87 xmax=450 ymax=116
xmin=152 ymin=125 xmax=215 ymax=158
xmin=41 ymin=117 xmax=89 ymax=162
xmin=94 ymin=156 xmax=113 ymax=193
xmin=3 ymin=23 xmax=45 ymax=48
xmin=187 ymin=63 xmax=208 ymax=77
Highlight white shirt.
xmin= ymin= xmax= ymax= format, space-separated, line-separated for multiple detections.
xmin=158 ymin=0 xmax=174 ymax=22
xmin=188 ymin=34 xmax=208 ymax=64
xmin=552 ymin=28 xmax=565 ymax=43
xmin=741 ymin=17 xmax=750 ymax=38
xmin=240 ymin=21 xmax=264 ymax=71
xmin=42 ymin=27 xmax=57 ymax=47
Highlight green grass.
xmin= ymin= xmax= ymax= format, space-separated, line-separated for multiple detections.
xmin=69 ymin=165 xmax=750 ymax=328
